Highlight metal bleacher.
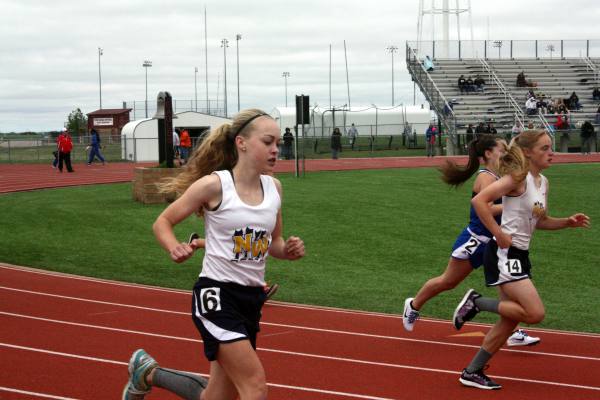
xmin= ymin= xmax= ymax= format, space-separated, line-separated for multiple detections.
xmin=406 ymin=40 xmax=600 ymax=153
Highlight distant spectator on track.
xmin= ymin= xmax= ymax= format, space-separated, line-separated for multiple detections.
xmin=57 ymin=128 xmax=74 ymax=173
xmin=87 ymin=129 xmax=105 ymax=165
xmin=425 ymin=124 xmax=437 ymax=157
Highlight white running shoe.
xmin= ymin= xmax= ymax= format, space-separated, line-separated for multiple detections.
xmin=506 ymin=329 xmax=541 ymax=347
xmin=402 ymin=297 xmax=420 ymax=331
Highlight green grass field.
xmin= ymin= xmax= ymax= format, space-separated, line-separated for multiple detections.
xmin=1 ymin=164 xmax=598 ymax=332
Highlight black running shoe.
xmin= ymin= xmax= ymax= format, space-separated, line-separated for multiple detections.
xmin=459 ymin=367 xmax=501 ymax=390
xmin=453 ymin=289 xmax=481 ymax=330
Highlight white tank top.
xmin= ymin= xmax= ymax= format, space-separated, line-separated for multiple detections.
xmin=200 ymin=170 xmax=281 ymax=286
xmin=501 ymin=172 xmax=548 ymax=250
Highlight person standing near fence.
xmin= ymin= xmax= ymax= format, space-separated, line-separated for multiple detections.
xmin=173 ymin=128 xmax=181 ymax=165
xmin=179 ymin=128 xmax=192 ymax=164
xmin=425 ymin=124 xmax=437 ymax=157
xmin=122 ymin=109 xmax=305 ymax=400
xmin=57 ymin=127 xmax=74 ymax=173
xmin=282 ymin=127 xmax=294 ymax=160
xmin=87 ymin=129 xmax=105 ymax=165
xmin=331 ymin=127 xmax=342 ymax=159
xmin=347 ymin=123 xmax=358 ymax=149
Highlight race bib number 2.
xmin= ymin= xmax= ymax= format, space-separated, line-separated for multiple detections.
xmin=504 ymin=259 xmax=522 ymax=275
xmin=200 ymin=287 xmax=222 ymax=314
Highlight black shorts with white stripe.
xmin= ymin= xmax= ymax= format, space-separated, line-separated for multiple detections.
xmin=191 ymin=277 xmax=266 ymax=361
xmin=484 ymin=239 xmax=532 ymax=286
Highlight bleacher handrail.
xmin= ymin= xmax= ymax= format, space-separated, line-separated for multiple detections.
xmin=478 ymin=58 xmax=525 ymax=129
xmin=405 ymin=44 xmax=458 ymax=142
xmin=581 ymin=56 xmax=599 ymax=85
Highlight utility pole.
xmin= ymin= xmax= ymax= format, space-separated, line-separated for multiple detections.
xmin=143 ymin=60 xmax=152 ymax=118
xmin=386 ymin=45 xmax=398 ymax=106
xmin=282 ymin=72 xmax=290 ymax=107
xmin=236 ymin=34 xmax=242 ymax=112
xmin=221 ymin=38 xmax=229 ymax=117
xmin=98 ymin=47 xmax=103 ymax=109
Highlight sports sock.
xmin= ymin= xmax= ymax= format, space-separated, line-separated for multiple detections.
xmin=466 ymin=348 xmax=492 ymax=373
xmin=410 ymin=300 xmax=419 ymax=311
xmin=474 ymin=297 xmax=499 ymax=314
xmin=153 ymin=367 xmax=207 ymax=400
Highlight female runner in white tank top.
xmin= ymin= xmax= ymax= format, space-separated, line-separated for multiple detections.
xmin=122 ymin=109 xmax=304 ymax=400
xmin=451 ymin=130 xmax=590 ymax=390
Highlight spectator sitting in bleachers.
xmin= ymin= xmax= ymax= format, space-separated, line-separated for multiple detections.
xmin=487 ymin=122 xmax=497 ymax=134
xmin=526 ymin=96 xmax=538 ymax=115
xmin=555 ymin=98 xmax=568 ymax=114
xmin=465 ymin=76 xmax=475 ymax=92
xmin=516 ymin=71 xmax=537 ymax=87
xmin=593 ymin=87 xmax=600 ymax=101
xmin=568 ymin=91 xmax=582 ymax=111
xmin=595 ymin=105 xmax=600 ymax=124
xmin=525 ymin=121 xmax=535 ymax=130
xmin=474 ymin=75 xmax=485 ymax=92
xmin=423 ymin=55 xmax=435 ymax=72
xmin=458 ymin=75 xmax=467 ymax=93
xmin=536 ymin=95 xmax=549 ymax=114
xmin=545 ymin=96 xmax=556 ymax=114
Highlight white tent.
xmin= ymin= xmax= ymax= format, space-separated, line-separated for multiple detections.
xmin=270 ymin=105 xmax=432 ymax=138
xmin=121 ymin=112 xmax=231 ymax=162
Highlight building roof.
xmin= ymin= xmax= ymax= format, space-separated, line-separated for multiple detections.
xmin=87 ymin=109 xmax=132 ymax=116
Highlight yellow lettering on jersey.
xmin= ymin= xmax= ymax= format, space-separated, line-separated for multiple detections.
xmin=233 ymin=234 xmax=252 ymax=254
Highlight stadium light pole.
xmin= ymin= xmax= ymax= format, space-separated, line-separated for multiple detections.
xmin=386 ymin=45 xmax=398 ymax=106
xmin=236 ymin=34 xmax=242 ymax=112
xmin=282 ymin=71 xmax=290 ymax=107
xmin=221 ymin=38 xmax=229 ymax=117
xmin=143 ymin=60 xmax=152 ymax=118
xmin=98 ymin=47 xmax=103 ymax=109
xmin=194 ymin=67 xmax=198 ymax=111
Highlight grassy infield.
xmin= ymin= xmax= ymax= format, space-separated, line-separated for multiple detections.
xmin=1 ymin=163 xmax=599 ymax=332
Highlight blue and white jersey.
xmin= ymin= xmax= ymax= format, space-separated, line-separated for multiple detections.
xmin=201 ymin=170 xmax=281 ymax=287
xmin=467 ymin=168 xmax=502 ymax=238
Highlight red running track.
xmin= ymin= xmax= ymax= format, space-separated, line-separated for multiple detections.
xmin=1 ymin=263 xmax=599 ymax=400
xmin=2 ymin=153 xmax=599 ymax=194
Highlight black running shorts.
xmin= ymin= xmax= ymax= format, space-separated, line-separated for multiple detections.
xmin=191 ymin=277 xmax=266 ymax=361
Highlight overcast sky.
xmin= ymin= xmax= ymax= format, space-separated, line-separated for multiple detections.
xmin=1 ymin=0 xmax=599 ymax=132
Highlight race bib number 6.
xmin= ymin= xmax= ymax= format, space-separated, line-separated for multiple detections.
xmin=200 ymin=287 xmax=222 ymax=314
xmin=504 ymin=259 xmax=522 ymax=275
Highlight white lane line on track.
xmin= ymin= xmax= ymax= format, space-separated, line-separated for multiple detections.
xmin=0 ymin=343 xmax=395 ymax=400
xmin=0 ymin=386 xmax=77 ymax=400
xmin=2 ymin=338 xmax=599 ymax=394
xmin=2 ymin=263 xmax=599 ymax=339
xmin=1 ymin=286 xmax=599 ymax=362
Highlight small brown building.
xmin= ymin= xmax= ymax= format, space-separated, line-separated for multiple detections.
xmin=87 ymin=108 xmax=132 ymax=136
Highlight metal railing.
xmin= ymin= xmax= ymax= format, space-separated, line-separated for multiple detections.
xmin=406 ymin=43 xmax=458 ymax=151
xmin=478 ymin=57 xmax=525 ymax=129
xmin=410 ymin=39 xmax=600 ymax=60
